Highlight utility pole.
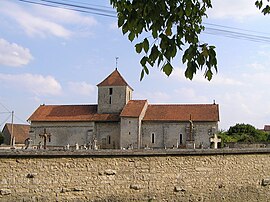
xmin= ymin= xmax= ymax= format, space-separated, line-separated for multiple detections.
xmin=10 ymin=111 xmax=14 ymax=146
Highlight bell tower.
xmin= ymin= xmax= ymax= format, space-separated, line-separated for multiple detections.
xmin=97 ymin=69 xmax=133 ymax=114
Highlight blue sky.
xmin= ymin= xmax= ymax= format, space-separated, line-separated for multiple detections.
xmin=1 ymin=0 xmax=270 ymax=130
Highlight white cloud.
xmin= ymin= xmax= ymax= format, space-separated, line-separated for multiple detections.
xmin=207 ymin=0 xmax=262 ymax=20
xmin=248 ymin=62 xmax=266 ymax=71
xmin=0 ymin=1 xmax=97 ymax=38
xmin=68 ymin=81 xmax=95 ymax=96
xmin=134 ymin=91 xmax=171 ymax=103
xmin=217 ymin=90 xmax=270 ymax=129
xmin=171 ymin=67 xmax=242 ymax=85
xmin=210 ymin=75 xmax=243 ymax=86
xmin=0 ymin=73 xmax=62 ymax=95
xmin=0 ymin=38 xmax=33 ymax=67
xmin=173 ymin=88 xmax=209 ymax=103
xmin=109 ymin=22 xmax=118 ymax=30
xmin=242 ymin=72 xmax=270 ymax=86
xmin=36 ymin=6 xmax=97 ymax=26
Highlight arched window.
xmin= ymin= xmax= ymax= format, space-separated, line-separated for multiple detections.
xmin=109 ymin=88 xmax=113 ymax=104
xmin=109 ymin=88 xmax=113 ymax=95
xmin=179 ymin=134 xmax=183 ymax=145
xmin=151 ymin=133 xmax=155 ymax=144
xmin=109 ymin=96 xmax=112 ymax=104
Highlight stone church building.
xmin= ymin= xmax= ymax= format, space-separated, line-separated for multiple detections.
xmin=28 ymin=69 xmax=219 ymax=149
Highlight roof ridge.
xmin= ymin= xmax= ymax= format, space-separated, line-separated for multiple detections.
xmin=97 ymin=69 xmax=133 ymax=90
xmin=129 ymin=99 xmax=148 ymax=102
xmin=39 ymin=104 xmax=98 ymax=106
xmin=148 ymin=103 xmax=217 ymax=106
xmin=5 ymin=123 xmax=30 ymax=126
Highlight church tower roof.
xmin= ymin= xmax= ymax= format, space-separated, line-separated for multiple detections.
xmin=97 ymin=68 xmax=133 ymax=90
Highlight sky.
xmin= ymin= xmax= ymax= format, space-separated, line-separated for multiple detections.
xmin=1 ymin=0 xmax=270 ymax=130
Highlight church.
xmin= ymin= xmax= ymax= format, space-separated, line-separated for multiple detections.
xmin=28 ymin=69 xmax=219 ymax=149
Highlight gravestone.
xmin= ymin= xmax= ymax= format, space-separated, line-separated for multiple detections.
xmin=210 ymin=134 xmax=221 ymax=149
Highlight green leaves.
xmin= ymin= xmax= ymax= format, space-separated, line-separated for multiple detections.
xmin=163 ymin=62 xmax=173 ymax=76
xmin=255 ymin=0 xmax=270 ymax=15
xmin=143 ymin=38 xmax=149 ymax=53
xmin=182 ymin=44 xmax=217 ymax=80
xmin=111 ymin=0 xmax=217 ymax=81
xmin=255 ymin=0 xmax=263 ymax=9
xmin=135 ymin=38 xmax=149 ymax=53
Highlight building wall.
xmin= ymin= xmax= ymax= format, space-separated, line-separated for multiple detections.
xmin=96 ymin=122 xmax=120 ymax=149
xmin=120 ymin=101 xmax=148 ymax=149
xmin=1 ymin=151 xmax=270 ymax=201
xmin=194 ymin=122 xmax=218 ymax=148
xmin=142 ymin=121 xmax=218 ymax=149
xmin=120 ymin=117 xmax=139 ymax=149
xmin=29 ymin=122 xmax=95 ymax=147
xmin=141 ymin=122 xmax=166 ymax=148
xmin=29 ymin=120 xmax=217 ymax=149
xmin=97 ymin=86 xmax=132 ymax=114
xmin=2 ymin=126 xmax=11 ymax=145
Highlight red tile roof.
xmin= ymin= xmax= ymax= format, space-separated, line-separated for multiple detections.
xmin=120 ymin=100 xmax=148 ymax=117
xmin=3 ymin=123 xmax=30 ymax=144
xmin=143 ymin=104 xmax=219 ymax=122
xmin=28 ymin=105 xmax=119 ymax=122
xmin=97 ymin=69 xmax=133 ymax=90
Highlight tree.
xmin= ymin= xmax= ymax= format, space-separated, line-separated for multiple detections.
xmin=110 ymin=1 xmax=270 ymax=81
xmin=110 ymin=0 xmax=217 ymax=81
xmin=225 ymin=123 xmax=269 ymax=143
xmin=255 ymin=0 xmax=270 ymax=14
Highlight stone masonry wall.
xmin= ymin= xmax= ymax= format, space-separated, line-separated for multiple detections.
xmin=30 ymin=121 xmax=95 ymax=146
xmin=1 ymin=149 xmax=270 ymax=201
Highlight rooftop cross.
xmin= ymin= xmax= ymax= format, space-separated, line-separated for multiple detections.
xmin=115 ymin=57 xmax=119 ymax=69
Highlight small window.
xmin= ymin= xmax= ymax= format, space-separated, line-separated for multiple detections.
xmin=129 ymin=132 xmax=131 ymax=135
xmin=109 ymin=88 xmax=113 ymax=95
xmin=109 ymin=96 xmax=112 ymax=104
xmin=108 ymin=136 xmax=111 ymax=144
xmin=151 ymin=133 xmax=155 ymax=144
xmin=129 ymin=121 xmax=131 ymax=124
xmin=179 ymin=134 xmax=183 ymax=145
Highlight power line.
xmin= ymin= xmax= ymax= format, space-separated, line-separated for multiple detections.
xmin=203 ymin=22 xmax=270 ymax=36
xmin=14 ymin=114 xmax=28 ymax=124
xmin=14 ymin=0 xmax=270 ymax=44
xmin=57 ymin=0 xmax=113 ymax=9
xmin=0 ymin=102 xmax=11 ymax=113
xmin=0 ymin=114 xmax=11 ymax=127
xmin=18 ymin=0 xmax=117 ymax=18
xmin=40 ymin=0 xmax=115 ymax=14
xmin=203 ymin=27 xmax=270 ymax=43
xmin=0 ymin=102 xmax=28 ymax=125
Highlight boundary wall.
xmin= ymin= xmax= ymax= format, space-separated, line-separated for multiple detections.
xmin=1 ymin=149 xmax=270 ymax=201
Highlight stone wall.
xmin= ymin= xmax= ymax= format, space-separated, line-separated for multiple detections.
xmin=97 ymin=86 xmax=131 ymax=114
xmin=1 ymin=149 xmax=270 ymax=201
xmin=96 ymin=122 xmax=120 ymax=149
xmin=30 ymin=121 xmax=95 ymax=146
xmin=141 ymin=121 xmax=217 ymax=148
xmin=120 ymin=117 xmax=139 ymax=149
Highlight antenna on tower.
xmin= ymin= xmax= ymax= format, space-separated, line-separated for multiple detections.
xmin=115 ymin=57 xmax=119 ymax=70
